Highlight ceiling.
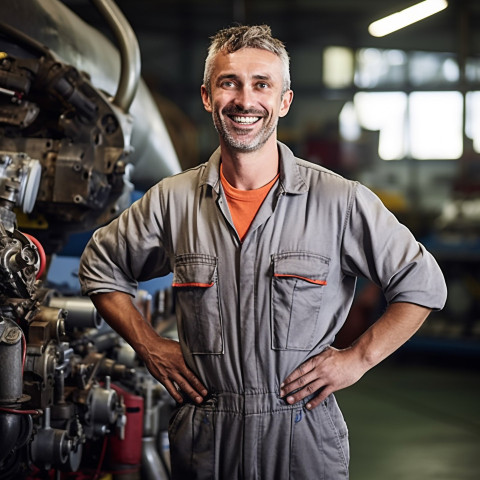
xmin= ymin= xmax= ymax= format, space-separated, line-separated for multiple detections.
xmin=66 ymin=0 xmax=480 ymax=55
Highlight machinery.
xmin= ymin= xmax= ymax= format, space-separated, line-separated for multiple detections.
xmin=0 ymin=0 xmax=179 ymax=478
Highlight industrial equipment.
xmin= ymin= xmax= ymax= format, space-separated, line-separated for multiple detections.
xmin=0 ymin=1 xmax=178 ymax=478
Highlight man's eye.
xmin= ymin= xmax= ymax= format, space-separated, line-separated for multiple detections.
xmin=222 ymin=81 xmax=235 ymax=88
xmin=257 ymin=82 xmax=269 ymax=89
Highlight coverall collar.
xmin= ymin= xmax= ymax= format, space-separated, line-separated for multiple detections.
xmin=201 ymin=141 xmax=309 ymax=195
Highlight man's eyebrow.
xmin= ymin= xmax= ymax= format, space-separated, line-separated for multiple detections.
xmin=217 ymin=73 xmax=238 ymax=82
xmin=253 ymin=74 xmax=272 ymax=81
xmin=216 ymin=73 xmax=273 ymax=82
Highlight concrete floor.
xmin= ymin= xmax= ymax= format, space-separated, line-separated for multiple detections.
xmin=336 ymin=357 xmax=480 ymax=480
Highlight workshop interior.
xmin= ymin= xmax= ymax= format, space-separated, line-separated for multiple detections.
xmin=0 ymin=0 xmax=479 ymax=479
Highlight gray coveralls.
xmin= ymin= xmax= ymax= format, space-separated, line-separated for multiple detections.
xmin=79 ymin=142 xmax=447 ymax=479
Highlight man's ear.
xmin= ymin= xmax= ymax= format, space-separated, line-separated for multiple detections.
xmin=279 ymin=89 xmax=294 ymax=118
xmin=201 ymin=85 xmax=212 ymax=112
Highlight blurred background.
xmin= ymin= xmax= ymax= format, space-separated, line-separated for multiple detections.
xmin=1 ymin=0 xmax=479 ymax=478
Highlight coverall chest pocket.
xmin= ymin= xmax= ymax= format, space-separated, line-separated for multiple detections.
xmin=271 ymin=252 xmax=329 ymax=351
xmin=173 ymin=254 xmax=223 ymax=354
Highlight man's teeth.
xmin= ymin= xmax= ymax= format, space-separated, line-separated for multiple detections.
xmin=232 ymin=116 xmax=259 ymax=124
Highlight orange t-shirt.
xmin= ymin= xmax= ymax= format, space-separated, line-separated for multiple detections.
xmin=220 ymin=164 xmax=279 ymax=242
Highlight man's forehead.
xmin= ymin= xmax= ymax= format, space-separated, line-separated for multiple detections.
xmin=212 ymin=48 xmax=283 ymax=77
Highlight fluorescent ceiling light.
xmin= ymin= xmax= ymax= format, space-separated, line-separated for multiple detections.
xmin=368 ymin=0 xmax=448 ymax=37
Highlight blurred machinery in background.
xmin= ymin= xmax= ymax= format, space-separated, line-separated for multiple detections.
xmin=0 ymin=0 xmax=179 ymax=478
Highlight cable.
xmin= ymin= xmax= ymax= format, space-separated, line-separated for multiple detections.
xmin=92 ymin=435 xmax=108 ymax=480
xmin=23 ymin=232 xmax=47 ymax=279
xmin=21 ymin=330 xmax=26 ymax=372
xmin=0 ymin=406 xmax=41 ymax=415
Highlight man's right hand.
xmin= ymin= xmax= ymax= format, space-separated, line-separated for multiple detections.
xmin=90 ymin=291 xmax=208 ymax=404
xmin=141 ymin=336 xmax=208 ymax=404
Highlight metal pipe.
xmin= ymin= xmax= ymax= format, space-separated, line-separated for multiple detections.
xmin=0 ymin=21 xmax=50 ymax=57
xmin=142 ymin=436 xmax=170 ymax=480
xmin=48 ymin=296 xmax=102 ymax=330
xmin=0 ymin=319 xmax=23 ymax=404
xmin=90 ymin=0 xmax=141 ymax=112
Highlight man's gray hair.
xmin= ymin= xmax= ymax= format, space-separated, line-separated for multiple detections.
xmin=203 ymin=25 xmax=291 ymax=97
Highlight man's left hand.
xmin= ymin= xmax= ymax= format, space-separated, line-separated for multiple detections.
xmin=279 ymin=347 xmax=365 ymax=410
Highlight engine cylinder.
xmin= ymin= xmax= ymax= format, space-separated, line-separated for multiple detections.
xmin=0 ymin=320 xmax=23 ymax=404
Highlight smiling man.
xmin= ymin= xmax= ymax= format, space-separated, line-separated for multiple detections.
xmin=79 ymin=25 xmax=447 ymax=479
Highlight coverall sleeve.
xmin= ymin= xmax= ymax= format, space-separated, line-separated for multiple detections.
xmin=340 ymin=183 xmax=447 ymax=310
xmin=78 ymin=183 xmax=171 ymax=297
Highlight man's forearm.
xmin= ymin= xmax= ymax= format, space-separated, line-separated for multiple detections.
xmin=280 ymin=301 xmax=432 ymax=409
xmin=350 ymin=301 xmax=432 ymax=372
xmin=89 ymin=291 xmax=208 ymax=404
xmin=90 ymin=291 xmax=156 ymax=359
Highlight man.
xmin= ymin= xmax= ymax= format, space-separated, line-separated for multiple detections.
xmin=79 ymin=25 xmax=447 ymax=479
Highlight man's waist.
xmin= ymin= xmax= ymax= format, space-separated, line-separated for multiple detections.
xmin=182 ymin=389 xmax=318 ymax=414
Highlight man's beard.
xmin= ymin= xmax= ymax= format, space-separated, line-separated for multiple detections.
xmin=212 ymin=106 xmax=278 ymax=153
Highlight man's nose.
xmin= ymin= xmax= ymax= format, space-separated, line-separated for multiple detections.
xmin=234 ymin=86 xmax=255 ymax=109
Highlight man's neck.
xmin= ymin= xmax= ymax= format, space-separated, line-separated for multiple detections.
xmin=220 ymin=138 xmax=279 ymax=190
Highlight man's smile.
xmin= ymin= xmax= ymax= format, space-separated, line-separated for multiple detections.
xmin=213 ymin=102 xmax=277 ymax=151
xmin=230 ymin=115 xmax=261 ymax=125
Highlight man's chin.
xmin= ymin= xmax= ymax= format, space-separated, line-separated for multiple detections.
xmin=221 ymin=131 xmax=274 ymax=153
xmin=224 ymin=139 xmax=263 ymax=153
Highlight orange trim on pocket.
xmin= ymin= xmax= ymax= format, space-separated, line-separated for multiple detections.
xmin=172 ymin=282 xmax=214 ymax=288
xmin=274 ymin=273 xmax=327 ymax=285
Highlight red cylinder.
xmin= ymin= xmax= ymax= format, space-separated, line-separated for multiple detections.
xmin=108 ymin=384 xmax=144 ymax=467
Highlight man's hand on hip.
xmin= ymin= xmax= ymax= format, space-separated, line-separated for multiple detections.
xmin=279 ymin=347 xmax=364 ymax=410
xmin=142 ymin=336 xmax=208 ymax=404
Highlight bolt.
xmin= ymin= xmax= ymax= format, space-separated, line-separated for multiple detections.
xmin=4 ymin=327 xmax=21 ymax=344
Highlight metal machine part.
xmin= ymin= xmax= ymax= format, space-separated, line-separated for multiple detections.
xmin=48 ymin=295 xmax=103 ymax=330
xmin=0 ymin=223 xmax=40 ymax=298
xmin=0 ymin=1 xmax=174 ymax=478
xmin=0 ymin=317 xmax=25 ymax=404
xmin=141 ymin=377 xmax=171 ymax=480
xmin=0 ymin=152 xmax=41 ymax=219
xmin=90 ymin=0 xmax=141 ymax=113
xmin=0 ymin=41 xmax=134 ymax=251
xmin=0 ymin=0 xmax=180 ymax=199
xmin=0 ymin=286 xmax=137 ymax=479
xmin=0 ymin=0 xmax=180 ymax=253
xmin=30 ymin=406 xmax=83 ymax=472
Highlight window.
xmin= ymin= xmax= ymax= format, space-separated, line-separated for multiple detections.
xmin=323 ymin=46 xmax=354 ymax=89
xmin=352 ymin=92 xmax=407 ymax=160
xmin=409 ymin=52 xmax=459 ymax=86
xmin=343 ymin=91 xmax=463 ymax=160
xmin=465 ymin=58 xmax=480 ymax=83
xmin=355 ymin=48 xmax=407 ymax=88
xmin=409 ymin=91 xmax=463 ymax=159
xmin=337 ymin=48 xmax=477 ymax=160
xmin=466 ymin=91 xmax=480 ymax=153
